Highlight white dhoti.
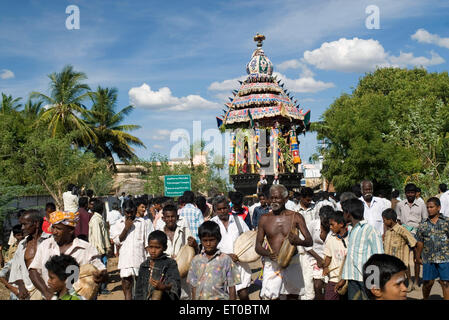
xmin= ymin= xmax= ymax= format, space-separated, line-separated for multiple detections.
xmin=120 ymin=267 xmax=140 ymax=278
xmin=311 ymin=261 xmax=325 ymax=280
xmin=299 ymin=253 xmax=315 ymax=300
xmin=260 ymin=254 xmax=304 ymax=300
xmin=235 ymin=262 xmax=252 ymax=292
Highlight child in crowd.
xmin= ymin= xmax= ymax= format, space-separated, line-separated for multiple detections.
xmin=5 ymin=224 xmax=24 ymax=262
xmin=382 ymin=208 xmax=417 ymax=291
xmin=362 ymin=253 xmax=408 ymax=300
xmin=187 ymin=221 xmax=240 ymax=300
xmin=323 ymin=211 xmax=348 ymax=300
xmin=157 ymin=204 xmax=197 ymax=299
xmin=42 ymin=202 xmax=56 ymax=235
xmin=45 ymin=254 xmax=83 ymax=300
xmin=415 ymin=197 xmax=449 ymax=300
xmin=134 ymin=230 xmax=181 ymax=300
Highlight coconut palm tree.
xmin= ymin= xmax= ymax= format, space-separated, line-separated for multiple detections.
xmin=0 ymin=93 xmax=22 ymax=114
xmin=22 ymin=98 xmax=44 ymax=121
xmin=31 ymin=65 xmax=95 ymax=145
xmin=84 ymin=86 xmax=145 ymax=170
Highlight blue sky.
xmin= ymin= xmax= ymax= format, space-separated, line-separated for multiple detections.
xmin=1 ymin=0 xmax=449 ymax=167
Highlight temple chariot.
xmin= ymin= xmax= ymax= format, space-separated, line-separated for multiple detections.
xmin=216 ymin=34 xmax=311 ymax=195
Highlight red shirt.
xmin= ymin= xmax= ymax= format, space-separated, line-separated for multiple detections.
xmin=42 ymin=217 xmax=52 ymax=234
xmin=75 ymin=207 xmax=91 ymax=238
xmin=230 ymin=206 xmax=253 ymax=229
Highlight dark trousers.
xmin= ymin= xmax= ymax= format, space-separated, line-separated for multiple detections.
xmin=100 ymin=255 xmax=108 ymax=292
xmin=325 ymin=281 xmax=342 ymax=300
xmin=348 ymin=280 xmax=369 ymax=300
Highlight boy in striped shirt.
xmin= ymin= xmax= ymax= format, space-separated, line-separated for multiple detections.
xmin=382 ymin=208 xmax=417 ymax=291
xmin=335 ymin=198 xmax=384 ymax=300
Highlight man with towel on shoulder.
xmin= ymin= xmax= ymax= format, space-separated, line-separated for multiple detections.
xmin=211 ymin=195 xmax=252 ymax=300
xmin=28 ymin=210 xmax=107 ymax=300
xmin=255 ymin=184 xmax=313 ymax=300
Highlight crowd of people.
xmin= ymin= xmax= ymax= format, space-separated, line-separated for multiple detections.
xmin=0 ymin=180 xmax=448 ymax=301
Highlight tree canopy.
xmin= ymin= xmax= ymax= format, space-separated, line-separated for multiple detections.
xmin=0 ymin=65 xmax=144 ymax=214
xmin=312 ymin=67 xmax=449 ymax=197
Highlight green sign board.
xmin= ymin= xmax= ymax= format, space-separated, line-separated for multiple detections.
xmin=164 ymin=175 xmax=191 ymax=197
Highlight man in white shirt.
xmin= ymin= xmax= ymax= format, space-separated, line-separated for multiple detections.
xmin=107 ymin=202 xmax=122 ymax=227
xmin=304 ymin=216 xmax=327 ymax=300
xmin=249 ymin=198 xmax=261 ymax=221
xmin=439 ymin=183 xmax=449 ymax=217
xmin=62 ymin=183 xmax=79 ymax=212
xmin=285 ymin=198 xmax=300 ymax=212
xmin=109 ymin=199 xmax=152 ymax=300
xmin=296 ymin=187 xmax=317 ymax=300
xmin=359 ymin=180 xmax=389 ymax=236
xmin=105 ymin=202 xmax=122 ymax=257
xmin=314 ymin=191 xmax=337 ymax=214
xmin=211 ymin=195 xmax=251 ymax=300
xmin=415 ymin=187 xmax=425 ymax=207
xmin=9 ymin=210 xmax=50 ymax=300
xmin=28 ymin=210 xmax=107 ymax=300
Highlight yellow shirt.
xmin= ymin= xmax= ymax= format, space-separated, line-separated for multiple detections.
xmin=383 ymin=223 xmax=417 ymax=266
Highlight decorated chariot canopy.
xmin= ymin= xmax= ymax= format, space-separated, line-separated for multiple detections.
xmin=217 ymin=33 xmax=311 ymax=131
xmin=216 ymin=34 xmax=311 ymax=178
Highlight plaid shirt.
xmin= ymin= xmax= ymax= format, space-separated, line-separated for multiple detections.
xmin=179 ymin=203 xmax=204 ymax=243
xmin=342 ymin=220 xmax=384 ymax=282
xmin=415 ymin=216 xmax=449 ymax=264
xmin=383 ymin=223 xmax=417 ymax=266
xmin=187 ymin=249 xmax=240 ymax=300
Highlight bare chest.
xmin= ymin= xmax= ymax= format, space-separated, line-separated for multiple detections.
xmin=265 ymin=214 xmax=294 ymax=236
xmin=24 ymin=241 xmax=38 ymax=268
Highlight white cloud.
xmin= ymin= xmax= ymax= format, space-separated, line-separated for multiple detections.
xmin=277 ymin=59 xmax=303 ymax=71
xmin=208 ymin=76 xmax=246 ymax=91
xmin=152 ymin=144 xmax=164 ymax=150
xmin=303 ymin=37 xmax=445 ymax=73
xmin=277 ymin=59 xmax=315 ymax=78
xmin=273 ymin=72 xmax=335 ymax=93
xmin=151 ymin=129 xmax=171 ymax=141
xmin=0 ymin=69 xmax=15 ymax=79
xmin=129 ymin=83 xmax=220 ymax=111
xmin=389 ymin=50 xmax=445 ymax=68
xmin=303 ymin=38 xmax=389 ymax=73
xmin=411 ymin=29 xmax=449 ymax=49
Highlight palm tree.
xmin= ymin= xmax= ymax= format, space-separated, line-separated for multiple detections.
xmin=0 ymin=93 xmax=22 ymax=114
xmin=22 ymin=98 xmax=44 ymax=121
xmin=84 ymin=86 xmax=145 ymax=170
xmin=31 ymin=65 xmax=95 ymax=145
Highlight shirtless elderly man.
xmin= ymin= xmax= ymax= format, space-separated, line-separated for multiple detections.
xmin=256 ymin=184 xmax=313 ymax=300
